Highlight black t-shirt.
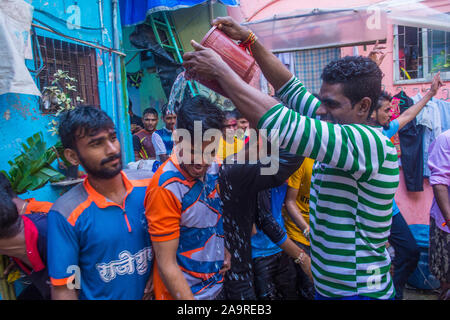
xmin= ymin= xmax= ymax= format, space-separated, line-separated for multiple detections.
xmin=218 ymin=151 xmax=303 ymax=281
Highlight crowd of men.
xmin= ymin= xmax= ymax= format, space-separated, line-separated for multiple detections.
xmin=0 ymin=16 xmax=448 ymax=301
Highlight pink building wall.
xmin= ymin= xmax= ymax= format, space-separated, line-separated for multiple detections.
xmin=229 ymin=0 xmax=450 ymax=225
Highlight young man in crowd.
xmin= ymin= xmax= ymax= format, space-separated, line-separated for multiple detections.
xmin=427 ymin=129 xmax=450 ymax=300
xmin=367 ymin=71 xmax=443 ymax=300
xmin=133 ymin=107 xmax=159 ymax=160
xmin=0 ymin=188 xmax=50 ymax=300
xmin=283 ymin=158 xmax=316 ymax=300
xmin=234 ymin=110 xmax=250 ymax=143
xmin=145 ymin=96 xmax=228 ymax=300
xmin=128 ymin=99 xmax=144 ymax=135
xmin=0 ymin=173 xmax=54 ymax=299
xmin=217 ymin=110 xmax=244 ymax=163
xmin=152 ymin=103 xmax=177 ymax=163
xmin=183 ymin=16 xmax=400 ymax=300
xmin=0 ymin=173 xmax=53 ymax=216
xmin=47 ymin=106 xmax=154 ymax=300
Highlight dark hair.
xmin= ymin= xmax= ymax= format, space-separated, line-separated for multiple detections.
xmin=321 ymin=56 xmax=383 ymax=116
xmin=379 ymin=90 xmax=393 ymax=102
xmin=223 ymin=110 xmax=238 ymax=120
xmin=234 ymin=109 xmax=246 ymax=120
xmin=0 ymin=190 xmax=21 ymax=239
xmin=374 ymin=90 xmax=393 ymax=113
xmin=142 ymin=107 xmax=158 ymax=117
xmin=161 ymin=103 xmax=176 ymax=118
xmin=58 ymin=106 xmax=115 ymax=150
xmin=0 ymin=172 xmax=15 ymax=198
xmin=176 ymin=96 xmax=224 ymax=139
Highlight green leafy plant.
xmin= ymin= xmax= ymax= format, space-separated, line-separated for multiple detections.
xmin=0 ymin=132 xmax=66 ymax=195
xmin=41 ymin=69 xmax=84 ymax=135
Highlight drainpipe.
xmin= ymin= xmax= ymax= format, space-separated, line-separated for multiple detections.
xmin=98 ymin=0 xmax=112 ymax=121
xmin=208 ymin=0 xmax=214 ymax=24
xmin=112 ymin=0 xmax=133 ymax=164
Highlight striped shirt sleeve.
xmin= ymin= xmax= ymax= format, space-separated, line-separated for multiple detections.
xmin=276 ymin=76 xmax=321 ymax=118
xmin=257 ymin=104 xmax=394 ymax=182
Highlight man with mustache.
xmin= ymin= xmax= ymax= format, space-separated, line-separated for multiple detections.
xmin=183 ymin=16 xmax=400 ymax=300
xmin=47 ymin=106 xmax=154 ymax=300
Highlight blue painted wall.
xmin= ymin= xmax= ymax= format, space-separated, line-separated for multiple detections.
xmin=0 ymin=0 xmax=132 ymax=202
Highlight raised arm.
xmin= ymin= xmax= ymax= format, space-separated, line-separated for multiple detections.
xmin=183 ymin=43 xmax=395 ymax=181
xmin=396 ymin=72 xmax=443 ymax=130
xmin=211 ymin=17 xmax=320 ymax=117
xmin=212 ymin=16 xmax=293 ymax=92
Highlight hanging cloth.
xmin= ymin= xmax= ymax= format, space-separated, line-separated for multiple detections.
xmin=395 ymin=91 xmax=424 ymax=192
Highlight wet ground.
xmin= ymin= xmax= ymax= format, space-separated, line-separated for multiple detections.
xmin=403 ymin=285 xmax=440 ymax=300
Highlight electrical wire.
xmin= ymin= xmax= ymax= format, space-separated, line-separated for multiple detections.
xmin=32 ymin=18 xmax=125 ymax=56
xmin=34 ymin=8 xmax=104 ymax=31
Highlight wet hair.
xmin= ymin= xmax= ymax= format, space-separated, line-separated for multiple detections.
xmin=234 ymin=109 xmax=246 ymax=120
xmin=161 ymin=103 xmax=176 ymax=118
xmin=142 ymin=107 xmax=158 ymax=118
xmin=176 ymin=95 xmax=224 ymax=141
xmin=0 ymin=172 xmax=15 ymax=198
xmin=321 ymin=56 xmax=383 ymax=116
xmin=223 ymin=110 xmax=238 ymax=120
xmin=0 ymin=190 xmax=21 ymax=239
xmin=58 ymin=106 xmax=115 ymax=150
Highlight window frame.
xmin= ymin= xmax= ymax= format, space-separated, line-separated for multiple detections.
xmin=33 ymin=35 xmax=100 ymax=114
xmin=393 ymin=24 xmax=450 ymax=84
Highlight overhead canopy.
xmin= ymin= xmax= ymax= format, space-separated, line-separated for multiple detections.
xmin=238 ymin=0 xmax=450 ymax=52
xmin=386 ymin=0 xmax=450 ymax=32
xmin=243 ymin=8 xmax=388 ymax=53
xmin=120 ymin=0 xmax=239 ymax=26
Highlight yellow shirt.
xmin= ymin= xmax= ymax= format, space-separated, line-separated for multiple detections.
xmin=216 ymin=136 xmax=244 ymax=163
xmin=282 ymin=158 xmax=314 ymax=246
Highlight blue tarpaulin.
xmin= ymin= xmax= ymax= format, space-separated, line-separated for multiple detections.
xmin=119 ymin=0 xmax=239 ymax=26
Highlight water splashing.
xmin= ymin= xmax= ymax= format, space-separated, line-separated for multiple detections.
xmin=167 ymin=71 xmax=188 ymax=114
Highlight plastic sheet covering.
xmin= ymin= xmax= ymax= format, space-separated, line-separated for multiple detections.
xmin=119 ymin=0 xmax=239 ymax=26
xmin=243 ymin=7 xmax=387 ymax=52
xmin=0 ymin=0 xmax=40 ymax=96
xmin=241 ymin=0 xmax=450 ymax=52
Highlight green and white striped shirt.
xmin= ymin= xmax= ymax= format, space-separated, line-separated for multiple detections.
xmin=257 ymin=76 xmax=399 ymax=299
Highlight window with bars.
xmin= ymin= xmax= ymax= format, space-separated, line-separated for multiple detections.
xmin=394 ymin=24 xmax=450 ymax=83
xmin=34 ymin=35 xmax=100 ymax=113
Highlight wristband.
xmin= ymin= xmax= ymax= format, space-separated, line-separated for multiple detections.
xmin=303 ymin=228 xmax=310 ymax=239
xmin=294 ymin=251 xmax=305 ymax=265
xmin=238 ymin=30 xmax=257 ymax=55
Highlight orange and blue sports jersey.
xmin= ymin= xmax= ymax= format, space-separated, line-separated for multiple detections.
xmin=24 ymin=198 xmax=53 ymax=214
xmin=47 ymin=170 xmax=154 ymax=300
xmin=145 ymin=155 xmax=224 ymax=300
